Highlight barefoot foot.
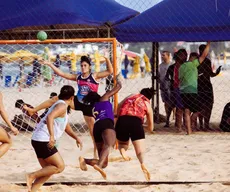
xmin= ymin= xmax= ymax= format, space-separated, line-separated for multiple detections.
xmin=141 ymin=164 xmax=151 ymax=181
xmin=79 ymin=156 xmax=88 ymax=171
xmin=26 ymin=173 xmax=34 ymax=192
xmin=120 ymin=148 xmax=131 ymax=161
xmin=93 ymin=165 xmax=107 ymax=180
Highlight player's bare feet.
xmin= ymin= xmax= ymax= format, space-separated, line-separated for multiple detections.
xmin=26 ymin=173 xmax=34 ymax=192
xmin=93 ymin=165 xmax=107 ymax=180
xmin=79 ymin=156 xmax=88 ymax=171
xmin=120 ymin=148 xmax=131 ymax=161
xmin=141 ymin=164 xmax=151 ymax=181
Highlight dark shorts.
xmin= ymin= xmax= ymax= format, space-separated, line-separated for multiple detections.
xmin=181 ymin=93 xmax=200 ymax=112
xmin=160 ymin=90 xmax=170 ymax=103
xmin=198 ymin=91 xmax=214 ymax=109
xmin=31 ymin=140 xmax=58 ymax=159
xmin=171 ymin=88 xmax=183 ymax=109
xmin=93 ymin=119 xmax=115 ymax=143
xmin=115 ymin=116 xmax=145 ymax=142
xmin=74 ymin=96 xmax=93 ymax=117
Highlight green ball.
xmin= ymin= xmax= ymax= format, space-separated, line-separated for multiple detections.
xmin=37 ymin=31 xmax=47 ymax=41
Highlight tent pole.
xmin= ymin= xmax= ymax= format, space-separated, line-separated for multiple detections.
xmin=107 ymin=27 xmax=110 ymax=38
xmin=152 ymin=42 xmax=160 ymax=124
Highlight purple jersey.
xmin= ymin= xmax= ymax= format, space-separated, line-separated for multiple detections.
xmin=93 ymin=101 xmax=114 ymax=122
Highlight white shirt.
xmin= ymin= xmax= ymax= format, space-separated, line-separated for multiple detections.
xmin=159 ymin=62 xmax=171 ymax=90
xmin=32 ymin=100 xmax=68 ymax=142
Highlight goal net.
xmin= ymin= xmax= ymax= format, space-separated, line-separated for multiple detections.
xmin=0 ymin=38 xmax=121 ymax=137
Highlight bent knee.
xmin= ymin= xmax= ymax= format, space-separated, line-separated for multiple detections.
xmin=56 ymin=164 xmax=65 ymax=173
xmin=1 ymin=134 xmax=12 ymax=145
xmin=104 ymin=145 xmax=114 ymax=152
xmin=102 ymin=162 xmax=108 ymax=168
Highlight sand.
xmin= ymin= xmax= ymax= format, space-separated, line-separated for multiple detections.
xmin=0 ymin=71 xmax=230 ymax=191
xmin=1 ymin=133 xmax=230 ymax=191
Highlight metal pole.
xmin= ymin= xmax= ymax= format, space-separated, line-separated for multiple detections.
xmin=152 ymin=42 xmax=160 ymax=123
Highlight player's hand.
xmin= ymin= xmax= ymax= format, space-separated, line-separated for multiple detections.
xmin=216 ymin=66 xmax=222 ymax=75
xmin=48 ymin=137 xmax=55 ymax=149
xmin=23 ymin=105 xmax=35 ymax=116
xmin=40 ymin=59 xmax=51 ymax=66
xmin=11 ymin=126 xmax=19 ymax=136
xmin=76 ymin=138 xmax=83 ymax=151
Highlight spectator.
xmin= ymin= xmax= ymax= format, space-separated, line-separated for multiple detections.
xmin=189 ymin=52 xmax=199 ymax=62
xmin=159 ymin=51 xmax=172 ymax=125
xmin=15 ymin=99 xmax=40 ymax=123
xmin=18 ymin=58 xmax=24 ymax=78
xmin=124 ymin=55 xmax=129 ymax=71
xmin=165 ymin=50 xmax=185 ymax=130
xmin=32 ymin=58 xmax=41 ymax=82
xmin=0 ymin=61 xmax=3 ymax=80
xmin=12 ymin=99 xmax=40 ymax=131
xmin=179 ymin=42 xmax=211 ymax=134
xmin=66 ymin=56 xmax=72 ymax=74
xmin=198 ymin=45 xmax=221 ymax=130
xmin=53 ymin=54 xmax=61 ymax=77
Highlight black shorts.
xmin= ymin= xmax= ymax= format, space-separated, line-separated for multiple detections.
xmin=115 ymin=116 xmax=145 ymax=142
xmin=198 ymin=91 xmax=214 ymax=109
xmin=181 ymin=93 xmax=200 ymax=112
xmin=31 ymin=140 xmax=58 ymax=159
xmin=74 ymin=96 xmax=93 ymax=117
xmin=93 ymin=119 xmax=115 ymax=143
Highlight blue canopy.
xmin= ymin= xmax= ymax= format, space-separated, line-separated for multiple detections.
xmin=115 ymin=0 xmax=230 ymax=42
xmin=0 ymin=0 xmax=138 ymax=30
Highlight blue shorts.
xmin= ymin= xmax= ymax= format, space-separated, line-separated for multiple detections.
xmin=171 ymin=88 xmax=183 ymax=109
xmin=160 ymin=90 xmax=170 ymax=103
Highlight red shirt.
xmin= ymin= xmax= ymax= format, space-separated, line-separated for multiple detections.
xmin=173 ymin=64 xmax=180 ymax=88
xmin=119 ymin=94 xmax=149 ymax=123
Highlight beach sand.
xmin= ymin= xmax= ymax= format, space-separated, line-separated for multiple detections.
xmin=0 ymin=71 xmax=230 ymax=191
xmin=1 ymin=133 xmax=230 ymax=191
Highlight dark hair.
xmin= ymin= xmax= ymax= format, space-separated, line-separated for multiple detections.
xmin=173 ymin=51 xmax=178 ymax=60
xmin=199 ymin=44 xmax=206 ymax=55
xmin=50 ymin=92 xmax=57 ymax=99
xmin=82 ymin=91 xmax=101 ymax=106
xmin=140 ymin=87 xmax=154 ymax=100
xmin=58 ymin=85 xmax=74 ymax=114
xmin=189 ymin=52 xmax=199 ymax=59
xmin=81 ymin=55 xmax=91 ymax=66
xmin=58 ymin=85 xmax=75 ymax=100
xmin=15 ymin=99 xmax=24 ymax=109
xmin=175 ymin=49 xmax=187 ymax=63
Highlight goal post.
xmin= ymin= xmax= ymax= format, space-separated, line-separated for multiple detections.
xmin=0 ymin=38 xmax=120 ymax=135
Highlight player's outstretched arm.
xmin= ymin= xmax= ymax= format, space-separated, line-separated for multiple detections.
xmin=94 ymin=57 xmax=113 ymax=80
xmin=101 ymin=74 xmax=122 ymax=101
xmin=24 ymin=96 xmax=58 ymax=115
xmin=42 ymin=60 xmax=77 ymax=81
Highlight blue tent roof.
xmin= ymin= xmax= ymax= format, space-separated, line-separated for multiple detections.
xmin=115 ymin=0 xmax=230 ymax=42
xmin=0 ymin=0 xmax=138 ymax=30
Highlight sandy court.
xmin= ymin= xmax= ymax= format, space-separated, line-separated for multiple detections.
xmin=0 ymin=68 xmax=230 ymax=191
xmin=1 ymin=132 xmax=230 ymax=191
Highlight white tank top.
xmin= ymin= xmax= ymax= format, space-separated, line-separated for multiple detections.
xmin=32 ymin=100 xmax=68 ymax=142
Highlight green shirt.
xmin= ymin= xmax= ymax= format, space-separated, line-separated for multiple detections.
xmin=179 ymin=59 xmax=200 ymax=94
